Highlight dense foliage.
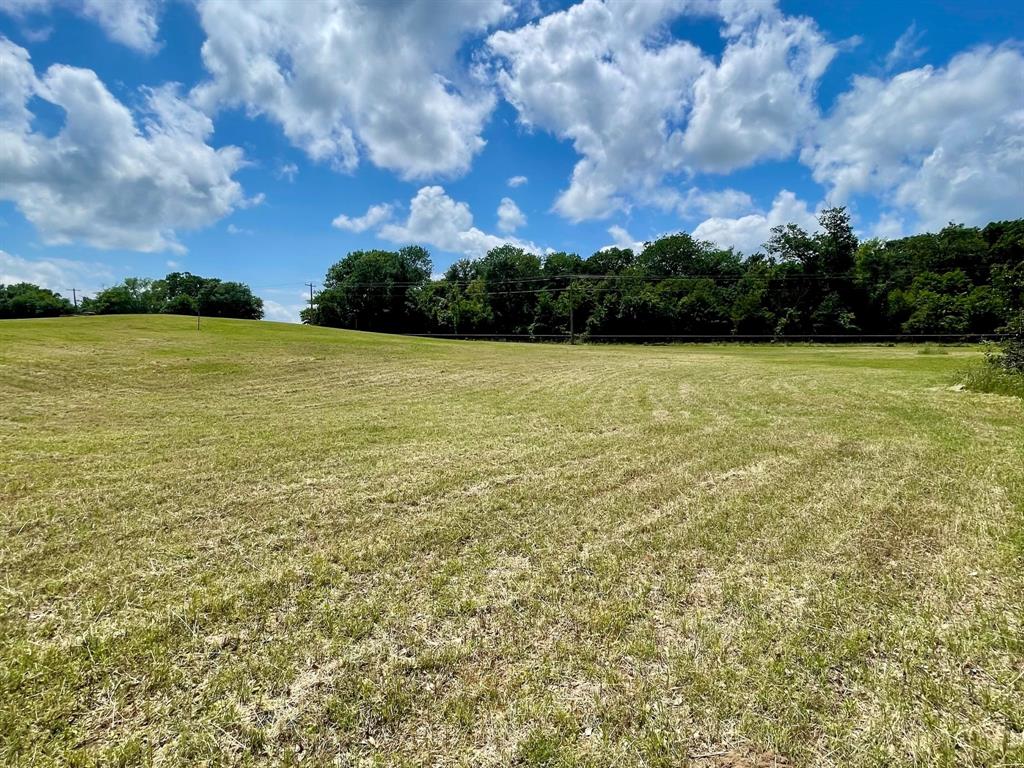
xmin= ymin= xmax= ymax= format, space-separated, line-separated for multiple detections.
xmin=309 ymin=246 xmax=431 ymax=332
xmin=1 ymin=272 xmax=263 ymax=321
xmin=305 ymin=211 xmax=1024 ymax=339
xmin=83 ymin=272 xmax=264 ymax=320
xmin=0 ymin=283 xmax=74 ymax=319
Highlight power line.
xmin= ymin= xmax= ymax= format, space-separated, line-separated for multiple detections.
xmin=295 ymin=280 xmax=872 ymax=301
xmin=290 ymin=272 xmax=897 ymax=292
xmin=291 ymin=271 xmax=896 ymax=290
xmin=406 ymin=332 xmax=1007 ymax=340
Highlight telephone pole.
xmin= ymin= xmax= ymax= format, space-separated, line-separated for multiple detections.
xmin=304 ymin=282 xmax=317 ymax=323
xmin=568 ymin=276 xmax=575 ymax=345
xmin=67 ymin=288 xmax=78 ymax=309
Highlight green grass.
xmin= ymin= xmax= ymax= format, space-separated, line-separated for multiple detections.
xmin=961 ymin=361 xmax=1024 ymax=399
xmin=2 ymin=315 xmax=1022 ymax=767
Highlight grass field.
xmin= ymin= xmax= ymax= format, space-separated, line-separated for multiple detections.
xmin=2 ymin=315 xmax=1022 ymax=767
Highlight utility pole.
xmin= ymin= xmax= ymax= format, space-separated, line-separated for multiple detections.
xmin=568 ymin=276 xmax=575 ymax=345
xmin=67 ymin=288 xmax=78 ymax=310
xmin=305 ymin=282 xmax=316 ymax=305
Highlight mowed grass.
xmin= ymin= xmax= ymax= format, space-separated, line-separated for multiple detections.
xmin=1 ymin=315 xmax=1022 ymax=768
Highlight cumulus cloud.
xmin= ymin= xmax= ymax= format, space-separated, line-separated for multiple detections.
xmin=507 ymin=175 xmax=528 ymax=188
xmin=257 ymin=287 xmax=309 ymax=324
xmin=0 ymin=248 xmax=114 ymax=295
xmin=692 ymin=190 xmax=818 ymax=254
xmin=379 ymin=186 xmax=543 ymax=258
xmin=488 ymin=0 xmax=705 ymax=220
xmin=191 ymin=0 xmax=511 ymax=180
xmin=497 ymin=197 xmax=526 ymax=233
xmin=681 ymin=5 xmax=835 ymax=173
xmin=679 ymin=187 xmax=755 ymax=218
xmin=804 ymin=44 xmax=1024 ymax=231
xmin=332 ymin=203 xmax=394 ymax=233
xmin=263 ymin=298 xmax=305 ymax=324
xmin=606 ymin=225 xmax=645 ymax=252
xmin=870 ymin=211 xmax=908 ymax=240
xmin=0 ymin=38 xmax=253 ymax=253
xmin=0 ymin=0 xmax=162 ymax=52
xmin=488 ymin=0 xmax=834 ymax=220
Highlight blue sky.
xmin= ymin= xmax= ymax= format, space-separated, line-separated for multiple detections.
xmin=1 ymin=0 xmax=1021 ymax=322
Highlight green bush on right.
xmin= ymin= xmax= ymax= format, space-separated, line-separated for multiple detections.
xmin=963 ymin=312 xmax=1024 ymax=397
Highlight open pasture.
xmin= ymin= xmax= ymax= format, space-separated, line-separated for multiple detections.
xmin=1 ymin=316 xmax=1021 ymax=766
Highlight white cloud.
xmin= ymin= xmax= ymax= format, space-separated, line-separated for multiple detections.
xmin=191 ymin=0 xmax=511 ymax=179
xmin=263 ymin=298 xmax=305 ymax=324
xmin=0 ymin=39 xmax=252 ymax=253
xmin=0 ymin=248 xmax=114 ymax=296
xmin=226 ymin=223 xmax=253 ymax=236
xmin=606 ymin=225 xmax=644 ymax=252
xmin=165 ymin=259 xmax=180 ymax=268
xmin=0 ymin=0 xmax=162 ymax=53
xmin=488 ymin=0 xmax=834 ymax=221
xmin=239 ymin=192 xmax=265 ymax=209
xmin=679 ymin=187 xmax=755 ymax=218
xmin=331 ymin=203 xmax=394 ymax=233
xmin=804 ymin=45 xmax=1024 ymax=231
xmin=692 ymin=190 xmax=818 ymax=254
xmin=507 ymin=175 xmax=528 ymax=188
xmin=870 ymin=211 xmax=907 ymax=240
xmin=21 ymin=25 xmax=52 ymax=42
xmin=277 ymin=162 xmax=298 ymax=182
xmin=379 ymin=186 xmax=543 ymax=258
xmin=681 ymin=6 xmax=836 ymax=173
xmin=488 ymin=0 xmax=705 ymax=221
xmin=884 ymin=23 xmax=926 ymax=72
xmin=497 ymin=197 xmax=526 ymax=233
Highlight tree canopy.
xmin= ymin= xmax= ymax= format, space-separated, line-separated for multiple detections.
xmin=83 ymin=272 xmax=263 ymax=320
xmin=1 ymin=272 xmax=263 ymax=321
xmin=305 ymin=212 xmax=1024 ymax=339
xmin=0 ymin=283 xmax=74 ymax=319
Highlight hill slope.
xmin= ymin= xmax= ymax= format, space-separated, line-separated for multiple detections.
xmin=2 ymin=316 xmax=1022 ymax=766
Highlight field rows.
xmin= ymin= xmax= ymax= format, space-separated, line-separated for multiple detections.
xmin=1 ymin=316 xmax=1022 ymax=766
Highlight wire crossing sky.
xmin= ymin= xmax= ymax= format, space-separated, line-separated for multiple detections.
xmin=1 ymin=0 xmax=1022 ymax=322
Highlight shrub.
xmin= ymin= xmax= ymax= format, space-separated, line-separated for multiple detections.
xmin=962 ymin=313 xmax=1024 ymax=398
xmin=987 ymin=312 xmax=1024 ymax=374
xmin=961 ymin=362 xmax=1024 ymax=398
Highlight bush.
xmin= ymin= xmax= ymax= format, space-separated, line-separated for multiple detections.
xmin=961 ymin=362 xmax=1024 ymax=398
xmin=962 ymin=313 xmax=1024 ymax=398
xmin=987 ymin=312 xmax=1023 ymax=374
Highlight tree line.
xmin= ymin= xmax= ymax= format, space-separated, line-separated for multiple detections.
xmin=0 ymin=272 xmax=263 ymax=320
xmin=303 ymin=210 xmax=1023 ymax=339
